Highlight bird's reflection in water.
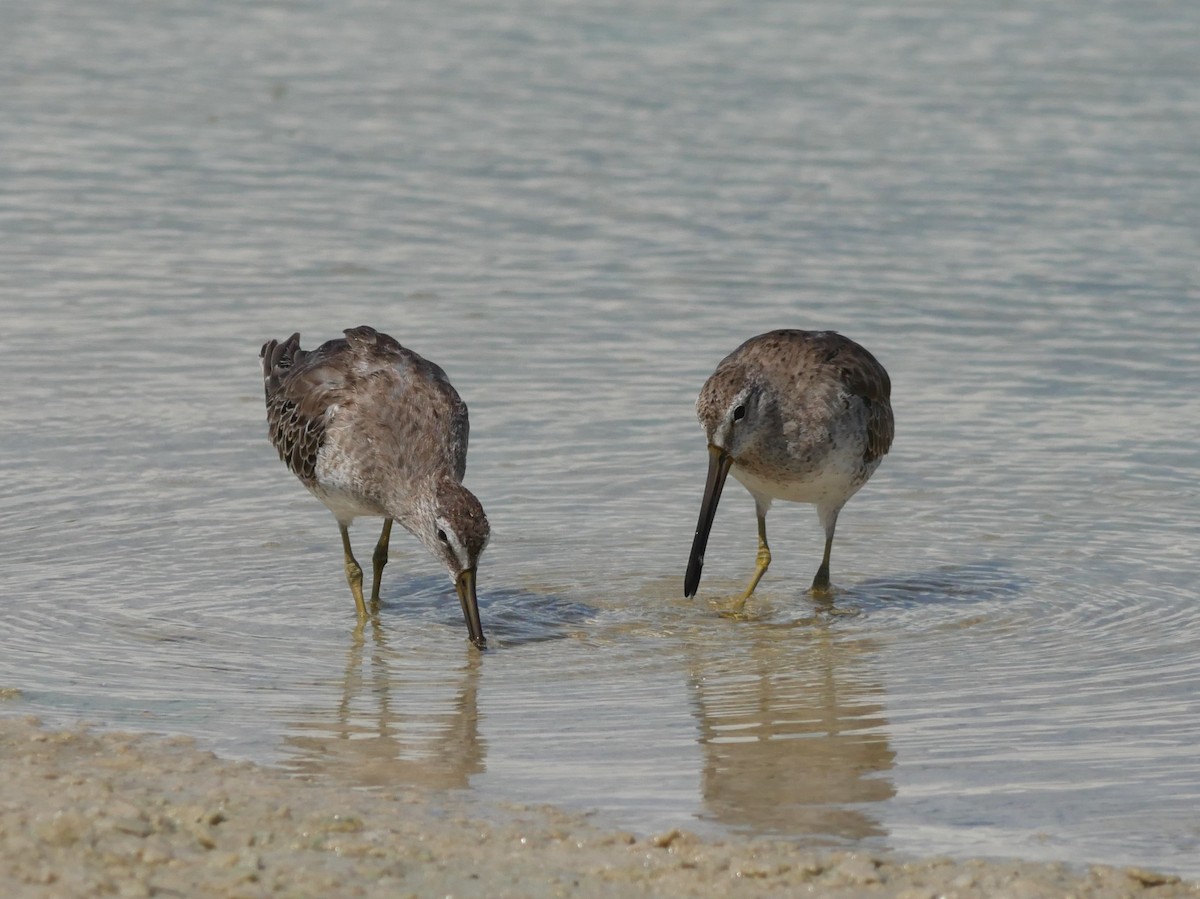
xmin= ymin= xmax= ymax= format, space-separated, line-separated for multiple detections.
xmin=688 ymin=604 xmax=894 ymax=843
xmin=281 ymin=619 xmax=485 ymax=790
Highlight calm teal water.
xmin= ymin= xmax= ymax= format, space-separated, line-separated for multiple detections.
xmin=3 ymin=0 xmax=1199 ymax=878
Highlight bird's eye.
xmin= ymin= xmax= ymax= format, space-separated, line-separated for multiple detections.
xmin=732 ymin=405 xmax=747 ymax=422
xmin=436 ymin=529 xmax=449 ymax=543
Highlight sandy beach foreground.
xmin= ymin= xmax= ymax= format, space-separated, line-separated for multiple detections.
xmin=1 ymin=717 xmax=1194 ymax=899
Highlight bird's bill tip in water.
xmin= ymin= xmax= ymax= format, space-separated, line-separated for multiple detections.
xmin=684 ymin=444 xmax=732 ymax=598
xmin=455 ymin=567 xmax=486 ymax=649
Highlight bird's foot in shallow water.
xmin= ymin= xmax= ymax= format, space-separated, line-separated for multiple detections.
xmin=709 ymin=595 xmax=760 ymax=621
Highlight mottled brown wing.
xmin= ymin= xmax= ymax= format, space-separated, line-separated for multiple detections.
xmin=822 ymin=332 xmax=894 ymax=463
xmin=261 ymin=333 xmax=350 ymax=485
xmin=262 ymin=326 xmax=473 ymax=493
xmin=350 ymin=339 xmax=471 ymax=485
xmin=863 ymin=393 xmax=894 ymax=462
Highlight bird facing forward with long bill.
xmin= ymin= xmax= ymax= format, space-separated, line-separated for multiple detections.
xmin=684 ymin=329 xmax=893 ymax=609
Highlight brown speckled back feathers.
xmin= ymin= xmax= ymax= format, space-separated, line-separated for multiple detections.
xmin=714 ymin=329 xmax=893 ymax=464
xmin=259 ymin=326 xmax=471 ymax=494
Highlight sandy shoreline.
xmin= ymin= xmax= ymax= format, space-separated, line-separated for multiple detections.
xmin=0 ymin=716 xmax=1194 ymax=899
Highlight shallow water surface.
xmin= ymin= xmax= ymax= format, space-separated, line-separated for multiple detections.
xmin=3 ymin=0 xmax=1200 ymax=879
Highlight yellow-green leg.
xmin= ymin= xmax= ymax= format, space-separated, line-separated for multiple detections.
xmin=720 ymin=508 xmax=771 ymax=617
xmin=370 ymin=519 xmax=393 ymax=605
xmin=339 ymin=523 xmax=368 ymax=618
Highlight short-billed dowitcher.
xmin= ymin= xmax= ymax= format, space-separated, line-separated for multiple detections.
xmin=260 ymin=326 xmax=491 ymax=647
xmin=683 ymin=330 xmax=893 ymax=607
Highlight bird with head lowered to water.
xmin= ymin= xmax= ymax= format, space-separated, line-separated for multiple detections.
xmin=260 ymin=326 xmax=491 ymax=648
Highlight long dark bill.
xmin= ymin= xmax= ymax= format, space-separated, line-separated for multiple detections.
xmin=684 ymin=445 xmax=733 ymax=598
xmin=455 ymin=568 xmax=486 ymax=649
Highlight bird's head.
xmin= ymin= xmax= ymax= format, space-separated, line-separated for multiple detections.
xmin=419 ymin=479 xmax=491 ymax=648
xmin=697 ymin=367 xmax=772 ymax=462
xmin=685 ymin=367 xmax=773 ymax=599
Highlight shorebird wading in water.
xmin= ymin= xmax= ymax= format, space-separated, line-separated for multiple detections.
xmin=683 ymin=329 xmax=893 ymax=609
xmin=260 ymin=326 xmax=491 ymax=648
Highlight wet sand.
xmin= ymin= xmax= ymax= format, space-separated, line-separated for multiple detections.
xmin=1 ymin=717 xmax=1195 ymax=898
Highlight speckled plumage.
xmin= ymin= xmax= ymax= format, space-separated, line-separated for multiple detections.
xmin=684 ymin=329 xmax=893 ymax=601
xmin=260 ymin=326 xmax=490 ymax=647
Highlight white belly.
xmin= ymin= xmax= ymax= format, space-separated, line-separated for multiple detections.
xmin=308 ymin=482 xmax=385 ymax=524
xmin=730 ymin=457 xmax=876 ymax=509
xmin=309 ymin=442 xmax=389 ymax=524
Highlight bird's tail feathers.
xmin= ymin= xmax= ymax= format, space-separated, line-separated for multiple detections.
xmin=260 ymin=332 xmax=302 ymax=394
